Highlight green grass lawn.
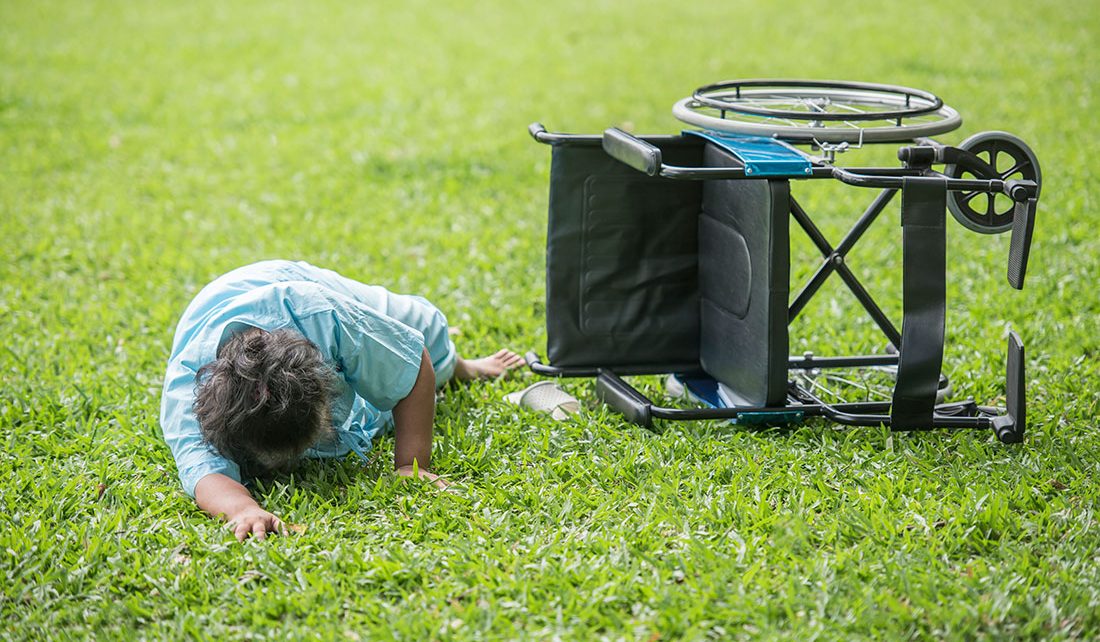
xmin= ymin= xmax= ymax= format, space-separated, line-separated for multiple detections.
xmin=2 ymin=0 xmax=1099 ymax=638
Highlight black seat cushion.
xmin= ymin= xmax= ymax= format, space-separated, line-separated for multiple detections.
xmin=698 ymin=144 xmax=790 ymax=406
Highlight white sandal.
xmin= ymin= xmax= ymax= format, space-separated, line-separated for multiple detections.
xmin=503 ymin=381 xmax=580 ymax=421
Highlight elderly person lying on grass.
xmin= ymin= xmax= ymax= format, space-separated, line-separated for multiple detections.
xmin=160 ymin=260 xmax=522 ymax=541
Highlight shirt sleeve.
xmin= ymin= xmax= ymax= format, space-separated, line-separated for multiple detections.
xmin=288 ymin=285 xmax=426 ymax=412
xmin=160 ymin=359 xmax=242 ymax=498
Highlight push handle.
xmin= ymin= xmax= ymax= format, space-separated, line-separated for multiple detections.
xmin=1007 ymin=197 xmax=1037 ymax=289
xmin=602 ymin=128 xmax=663 ymax=176
xmin=528 ymin=122 xmax=551 ymax=143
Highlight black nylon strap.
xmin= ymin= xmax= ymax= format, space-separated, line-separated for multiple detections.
xmin=891 ymin=177 xmax=947 ymax=429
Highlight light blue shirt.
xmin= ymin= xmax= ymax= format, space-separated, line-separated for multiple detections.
xmin=160 ymin=260 xmax=457 ymax=497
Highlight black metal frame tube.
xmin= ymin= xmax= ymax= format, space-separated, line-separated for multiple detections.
xmin=788 ymin=194 xmax=903 ymax=347
xmin=531 ymin=125 xmax=1037 ymax=201
xmin=593 ymin=369 xmax=993 ymax=429
xmin=526 ymin=352 xmax=902 ymax=376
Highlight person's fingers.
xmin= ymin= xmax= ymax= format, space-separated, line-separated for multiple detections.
xmin=488 ymin=349 xmax=523 ymax=372
xmin=272 ymin=517 xmax=288 ymax=536
xmin=252 ymin=520 xmax=267 ymax=541
xmin=233 ymin=521 xmax=251 ymax=542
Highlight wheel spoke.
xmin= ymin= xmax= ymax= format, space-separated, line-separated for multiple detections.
xmin=829 ymin=102 xmax=877 ymax=115
xmin=799 ymin=98 xmax=828 ymax=114
xmin=796 ymin=373 xmax=830 ymax=399
xmin=742 ymin=112 xmax=800 ymax=127
xmin=700 ymin=103 xmax=801 ymax=127
xmin=999 ymin=158 xmax=1030 ymax=179
xmin=959 ymin=191 xmax=981 ymax=204
xmin=731 ymin=96 xmax=803 ymax=108
xmin=988 ymin=141 xmax=1001 ymax=176
xmin=823 ymin=374 xmax=893 ymax=400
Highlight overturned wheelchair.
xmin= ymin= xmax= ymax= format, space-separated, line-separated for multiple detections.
xmin=526 ymin=79 xmax=1041 ymax=443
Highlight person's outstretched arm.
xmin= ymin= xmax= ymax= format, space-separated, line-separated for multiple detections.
xmin=194 ymin=473 xmax=285 ymax=541
xmin=391 ymin=348 xmax=448 ymax=488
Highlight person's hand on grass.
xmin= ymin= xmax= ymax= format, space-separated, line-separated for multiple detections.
xmin=396 ymin=464 xmax=451 ymax=491
xmin=227 ymin=505 xmax=287 ymax=542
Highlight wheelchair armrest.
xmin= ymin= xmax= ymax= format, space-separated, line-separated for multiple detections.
xmin=602 ymin=128 xmax=663 ymax=176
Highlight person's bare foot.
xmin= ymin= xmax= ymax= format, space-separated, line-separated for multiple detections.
xmin=454 ymin=349 xmax=524 ymax=381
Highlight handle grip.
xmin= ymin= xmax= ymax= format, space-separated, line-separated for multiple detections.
xmin=528 ymin=122 xmax=549 ymax=142
xmin=602 ymin=128 xmax=663 ymax=176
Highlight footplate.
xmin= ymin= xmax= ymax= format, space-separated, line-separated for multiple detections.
xmin=991 ymin=332 xmax=1026 ymax=443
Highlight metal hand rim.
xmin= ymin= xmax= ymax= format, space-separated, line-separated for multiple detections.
xmin=692 ymin=79 xmax=945 ymax=122
xmin=672 ymin=96 xmax=962 ymax=143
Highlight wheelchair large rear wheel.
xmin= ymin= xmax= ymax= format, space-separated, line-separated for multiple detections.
xmin=673 ymin=79 xmax=962 ymax=144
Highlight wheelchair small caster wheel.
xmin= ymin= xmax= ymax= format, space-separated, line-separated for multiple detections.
xmin=945 ymin=131 xmax=1041 ymax=234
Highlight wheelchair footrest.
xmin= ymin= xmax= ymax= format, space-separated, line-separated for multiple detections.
xmin=991 ymin=332 xmax=1026 ymax=443
xmin=669 ymin=374 xmax=804 ymax=425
